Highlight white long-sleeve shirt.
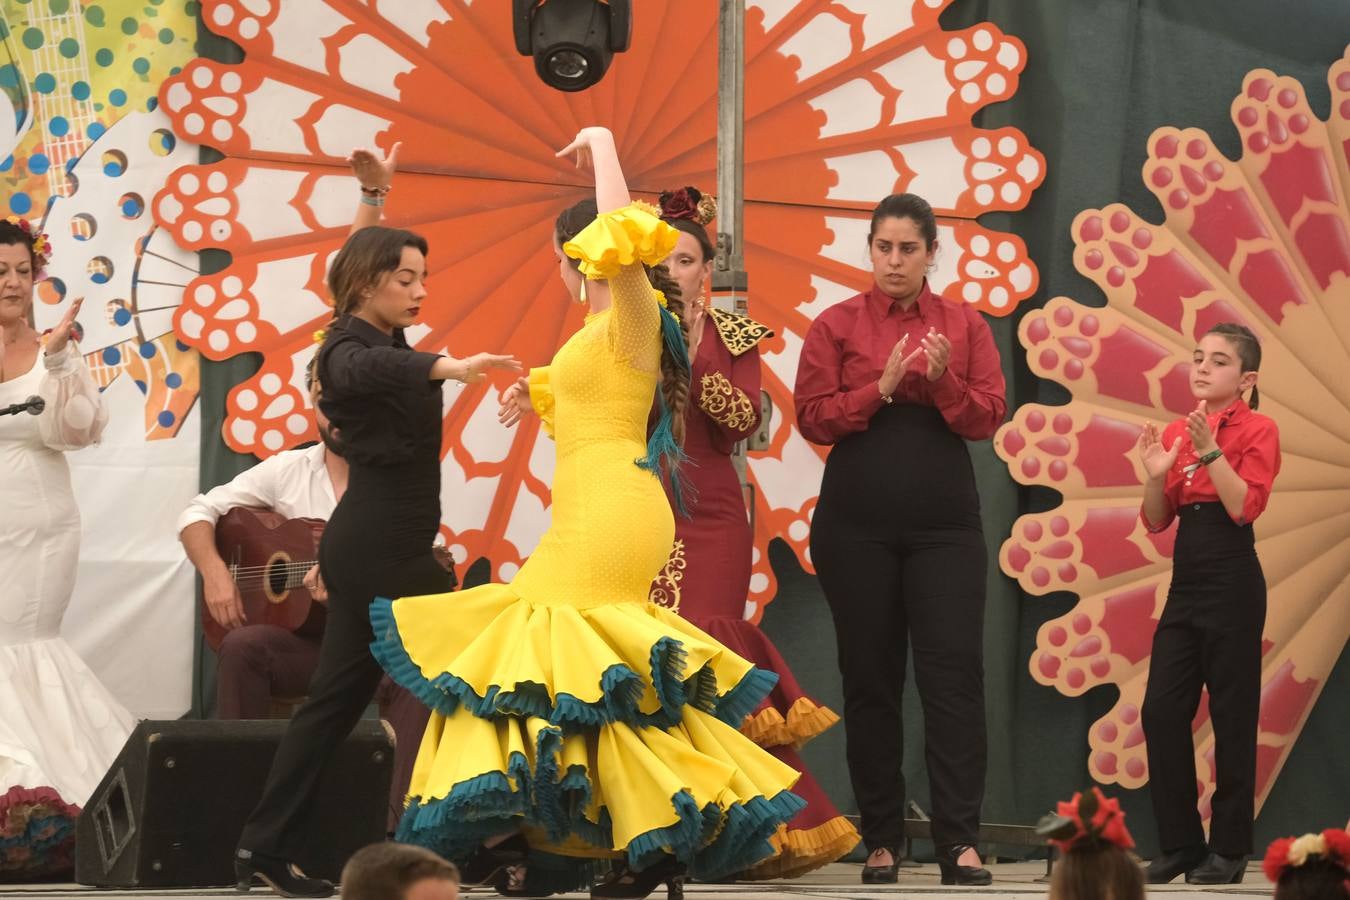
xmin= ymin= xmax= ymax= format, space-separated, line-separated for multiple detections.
xmin=176 ymin=443 xmax=336 ymax=533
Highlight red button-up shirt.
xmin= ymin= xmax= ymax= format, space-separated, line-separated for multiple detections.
xmin=1141 ymin=398 xmax=1281 ymax=531
xmin=794 ymin=281 xmax=1007 ymax=444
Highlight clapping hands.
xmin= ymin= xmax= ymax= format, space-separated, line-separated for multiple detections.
xmin=1138 ymin=421 xmax=1181 ymax=480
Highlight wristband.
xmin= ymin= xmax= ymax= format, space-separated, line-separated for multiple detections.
xmin=359 ymin=194 xmax=385 ymax=207
xmin=1198 ymin=448 xmax=1223 ymax=467
xmin=359 ymin=184 xmax=391 ymax=196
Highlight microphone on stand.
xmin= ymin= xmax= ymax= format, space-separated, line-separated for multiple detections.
xmin=0 ymin=395 xmax=45 ymax=417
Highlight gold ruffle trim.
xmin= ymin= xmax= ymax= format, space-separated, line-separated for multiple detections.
xmin=739 ymin=696 xmax=840 ymax=750
xmin=738 ymin=814 xmax=861 ymax=881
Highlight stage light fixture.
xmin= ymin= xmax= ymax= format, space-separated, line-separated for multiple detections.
xmin=512 ymin=0 xmax=632 ymax=93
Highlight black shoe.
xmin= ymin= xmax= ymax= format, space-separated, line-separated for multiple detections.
xmin=1186 ymin=852 xmax=1247 ymax=885
xmin=861 ymin=847 xmax=900 ymax=884
xmin=591 ymin=857 xmax=685 ymax=900
xmin=937 ymin=845 xmax=993 ymax=886
xmin=1144 ymin=844 xmax=1209 ymax=884
xmin=234 ymin=849 xmax=334 ymax=898
xmin=461 ymin=834 xmax=529 ymax=887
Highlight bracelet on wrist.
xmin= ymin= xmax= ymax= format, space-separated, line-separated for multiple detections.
xmin=879 ymin=383 xmax=894 ymax=405
xmin=359 ymin=194 xmax=385 ymax=207
xmin=359 ymin=184 xmax=391 ymax=196
xmin=1198 ymin=448 xmax=1224 ymax=467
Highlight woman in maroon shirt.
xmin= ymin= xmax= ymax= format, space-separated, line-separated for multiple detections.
xmin=794 ymin=193 xmax=1006 ymax=886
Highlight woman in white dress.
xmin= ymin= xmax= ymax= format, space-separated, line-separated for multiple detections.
xmin=0 ymin=217 xmax=136 ymax=878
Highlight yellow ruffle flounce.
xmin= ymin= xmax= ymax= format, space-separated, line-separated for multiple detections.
xmin=527 ymin=366 xmax=556 ymax=438
xmin=562 ymin=202 xmax=678 ymax=281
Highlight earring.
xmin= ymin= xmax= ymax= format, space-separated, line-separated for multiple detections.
xmin=577 ymin=279 xmax=588 ymax=305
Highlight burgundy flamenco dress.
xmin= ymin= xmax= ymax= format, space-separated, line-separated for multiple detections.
xmin=650 ymin=308 xmax=860 ymax=879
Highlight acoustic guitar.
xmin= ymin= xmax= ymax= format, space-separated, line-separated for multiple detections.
xmin=203 ymin=507 xmax=328 ymax=651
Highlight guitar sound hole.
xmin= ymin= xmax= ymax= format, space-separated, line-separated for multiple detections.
xmin=268 ymin=564 xmax=289 ymax=596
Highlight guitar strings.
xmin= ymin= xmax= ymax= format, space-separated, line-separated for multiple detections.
xmin=228 ymin=561 xmax=319 ymax=588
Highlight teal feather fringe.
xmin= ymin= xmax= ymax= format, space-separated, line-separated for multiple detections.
xmin=637 ymin=306 xmax=696 ymax=516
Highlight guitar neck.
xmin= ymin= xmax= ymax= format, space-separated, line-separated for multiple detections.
xmin=284 ymin=560 xmax=319 ymax=590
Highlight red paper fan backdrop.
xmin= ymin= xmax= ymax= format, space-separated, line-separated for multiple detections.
xmin=155 ymin=0 xmax=1044 ymax=616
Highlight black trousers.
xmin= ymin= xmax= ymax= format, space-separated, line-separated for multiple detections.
xmin=1142 ymin=502 xmax=1265 ymax=857
xmin=810 ymin=404 xmax=988 ymax=852
xmin=238 ymin=463 xmax=451 ymax=859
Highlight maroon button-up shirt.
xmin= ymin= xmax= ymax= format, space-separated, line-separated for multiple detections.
xmin=794 ymin=281 xmax=1007 ymax=444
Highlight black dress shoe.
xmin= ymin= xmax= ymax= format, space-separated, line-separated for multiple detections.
xmin=1144 ymin=844 xmax=1209 ymax=884
xmin=460 ymin=833 xmax=529 ymax=887
xmin=861 ymin=847 xmax=900 ymax=884
xmin=591 ymin=857 xmax=685 ymax=900
xmin=234 ymin=849 xmax=334 ymax=898
xmin=937 ymin=844 xmax=993 ymax=886
xmin=1186 ymin=852 xmax=1247 ymax=885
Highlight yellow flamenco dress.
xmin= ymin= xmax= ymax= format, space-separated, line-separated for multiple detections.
xmin=370 ymin=203 xmax=803 ymax=887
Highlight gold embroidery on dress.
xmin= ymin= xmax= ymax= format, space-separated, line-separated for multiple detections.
xmin=649 ymin=539 xmax=685 ymax=612
xmin=709 ymin=307 xmax=774 ymax=356
xmin=699 ymin=371 xmax=757 ymax=432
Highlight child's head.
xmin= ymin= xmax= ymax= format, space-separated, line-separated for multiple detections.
xmin=1193 ymin=322 xmax=1262 ymax=410
xmin=1264 ymin=829 xmax=1350 ymax=900
xmin=1037 ymin=787 xmax=1143 ymax=900
xmin=1051 ymin=841 xmax=1146 ymax=900
xmin=341 ymin=842 xmax=459 ymax=900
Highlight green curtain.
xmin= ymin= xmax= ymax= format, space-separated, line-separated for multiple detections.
xmin=192 ymin=0 xmax=1350 ymax=856
xmin=764 ymin=0 xmax=1350 ymax=859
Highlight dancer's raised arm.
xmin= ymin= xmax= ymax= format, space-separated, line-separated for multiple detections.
xmin=347 ymin=142 xmax=400 ymax=235
xmin=557 ymin=127 xmax=629 ymax=213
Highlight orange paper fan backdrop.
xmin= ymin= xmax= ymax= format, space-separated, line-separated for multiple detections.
xmin=154 ymin=0 xmax=1044 ymax=616
xmin=995 ymin=43 xmax=1350 ymax=820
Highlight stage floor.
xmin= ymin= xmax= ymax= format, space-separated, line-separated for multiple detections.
xmin=0 ymin=862 xmax=1271 ymax=900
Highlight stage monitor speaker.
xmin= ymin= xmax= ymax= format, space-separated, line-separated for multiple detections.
xmin=75 ymin=719 xmax=393 ymax=888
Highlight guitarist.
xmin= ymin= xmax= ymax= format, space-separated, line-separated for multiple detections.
xmin=177 ymin=361 xmax=453 ymax=830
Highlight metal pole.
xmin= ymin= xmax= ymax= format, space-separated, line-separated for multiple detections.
xmin=713 ymin=0 xmax=746 ymax=314
xmin=714 ymin=0 xmax=759 ymax=489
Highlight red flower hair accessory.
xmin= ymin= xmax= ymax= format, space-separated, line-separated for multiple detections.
xmin=658 ymin=187 xmax=717 ymax=226
xmin=1035 ymin=786 xmax=1135 ymax=853
xmin=1263 ymin=829 xmax=1350 ymax=883
xmin=4 ymin=215 xmax=52 ymax=276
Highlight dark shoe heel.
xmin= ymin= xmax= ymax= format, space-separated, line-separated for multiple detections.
xmin=462 ymin=834 xmax=529 ymax=888
xmin=861 ymin=846 xmax=900 ymax=884
xmin=233 ymin=850 xmax=334 ymax=899
xmin=1186 ymin=852 xmax=1247 ymax=885
xmin=591 ymin=857 xmax=685 ymax=900
xmin=1145 ymin=844 xmax=1209 ymax=884
xmin=937 ymin=845 xmax=993 ymax=886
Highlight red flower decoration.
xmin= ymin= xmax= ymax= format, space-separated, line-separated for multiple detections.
xmin=1263 ymin=829 xmax=1350 ymax=884
xmin=1264 ymin=836 xmax=1298 ymax=883
xmin=658 ymin=187 xmax=703 ymax=222
xmin=1044 ymin=786 xmax=1135 ymax=852
xmin=1326 ymin=829 xmax=1350 ymax=863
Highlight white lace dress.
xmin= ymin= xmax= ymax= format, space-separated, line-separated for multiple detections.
xmin=0 ymin=344 xmax=135 ymax=876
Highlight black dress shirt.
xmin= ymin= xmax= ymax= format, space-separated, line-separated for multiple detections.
xmin=316 ymin=315 xmax=444 ymax=468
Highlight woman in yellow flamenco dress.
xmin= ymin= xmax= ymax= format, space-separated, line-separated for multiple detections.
xmin=370 ymin=127 xmax=803 ymax=897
